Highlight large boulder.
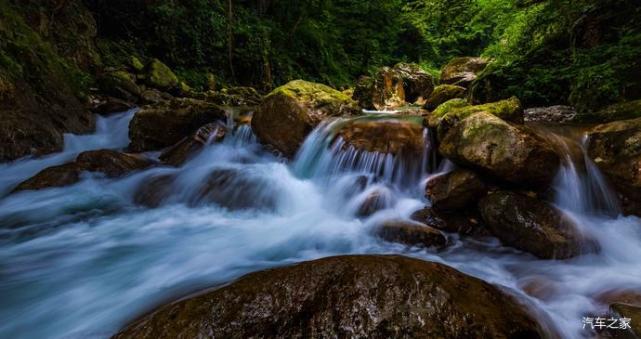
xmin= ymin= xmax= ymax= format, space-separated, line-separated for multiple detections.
xmin=159 ymin=122 xmax=227 ymax=166
xmin=252 ymin=80 xmax=356 ymax=157
xmin=426 ymin=168 xmax=487 ymax=212
xmin=115 ymin=255 xmax=543 ymax=339
xmin=97 ymin=70 xmax=141 ymax=102
xmin=192 ymin=168 xmax=279 ymax=211
xmin=588 ymin=117 xmax=641 ymax=215
xmin=353 ymin=63 xmax=434 ymax=109
xmin=479 ymin=191 xmax=597 ymax=259
xmin=128 ymin=98 xmax=226 ymax=152
xmin=440 ymin=57 xmax=489 ymax=87
xmin=334 ymin=116 xmax=425 ymax=155
xmin=429 ymin=96 xmax=523 ymax=140
xmin=439 ymin=112 xmax=560 ymax=188
xmin=424 ymin=84 xmax=466 ymax=111
xmin=375 ymin=220 xmax=447 ymax=249
xmin=13 ymin=150 xmax=153 ymax=191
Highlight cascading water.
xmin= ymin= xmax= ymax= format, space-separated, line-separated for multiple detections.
xmin=0 ymin=113 xmax=639 ymax=339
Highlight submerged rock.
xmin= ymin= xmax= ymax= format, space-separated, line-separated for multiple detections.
xmin=439 ymin=112 xmax=560 ymax=188
xmin=13 ymin=150 xmax=153 ymax=191
xmin=159 ymin=122 xmax=227 ymax=166
xmin=524 ymin=105 xmax=577 ymax=123
xmin=424 ymin=84 xmax=466 ymax=111
xmin=426 ymin=168 xmax=487 ymax=212
xmin=410 ymin=207 xmax=486 ymax=236
xmin=115 ymin=255 xmax=543 ymax=339
xmin=479 ymin=191 xmax=597 ymax=259
xmin=588 ymin=117 xmax=641 ymax=216
xmin=440 ymin=57 xmax=488 ymax=88
xmin=252 ymin=80 xmax=356 ymax=157
xmin=376 ymin=219 xmax=447 ymax=249
xmin=128 ymin=98 xmax=226 ymax=152
xmin=335 ymin=116 xmax=425 ymax=155
xmin=353 ymin=63 xmax=434 ymax=109
xmin=133 ymin=174 xmax=176 ymax=208
xmin=193 ymin=168 xmax=278 ymax=211
xmin=355 ymin=188 xmax=391 ymax=217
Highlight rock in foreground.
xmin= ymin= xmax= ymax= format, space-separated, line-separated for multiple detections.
xmin=115 ymin=255 xmax=543 ymax=339
xmin=426 ymin=168 xmax=487 ymax=212
xmin=479 ymin=191 xmax=597 ymax=259
xmin=252 ymin=80 xmax=356 ymax=157
xmin=335 ymin=116 xmax=425 ymax=155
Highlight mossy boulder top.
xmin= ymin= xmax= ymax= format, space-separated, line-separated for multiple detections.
xmin=146 ymin=58 xmax=179 ymax=91
xmin=439 ymin=111 xmax=560 ymax=188
xmin=424 ymin=84 xmax=466 ymax=111
xmin=252 ymin=80 xmax=356 ymax=157
xmin=588 ymin=117 xmax=641 ymax=216
xmin=114 ymin=255 xmax=543 ymax=339
xmin=440 ymin=57 xmax=489 ymax=87
xmin=429 ymin=96 xmax=523 ymax=140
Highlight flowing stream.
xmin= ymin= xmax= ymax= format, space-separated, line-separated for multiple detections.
xmin=0 ymin=112 xmax=639 ymax=339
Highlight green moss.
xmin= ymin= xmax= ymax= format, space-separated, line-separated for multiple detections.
xmin=147 ymin=58 xmax=179 ymax=90
xmin=432 ymin=98 xmax=469 ymax=118
xmin=130 ymin=56 xmax=145 ymax=72
xmin=426 ymin=85 xmax=467 ymax=110
xmin=267 ymin=80 xmax=352 ymax=105
xmin=435 ymin=97 xmax=522 ymax=123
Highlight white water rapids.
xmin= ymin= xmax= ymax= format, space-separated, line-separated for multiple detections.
xmin=0 ymin=111 xmax=639 ymax=338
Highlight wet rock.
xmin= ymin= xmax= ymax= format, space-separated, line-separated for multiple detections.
xmin=193 ymin=168 xmax=278 ymax=211
xmin=97 ymin=70 xmax=141 ymax=102
xmin=579 ymin=99 xmax=641 ymax=123
xmin=424 ymin=84 xmax=466 ymax=111
xmin=429 ymin=96 xmax=524 ymax=140
xmin=439 ymin=112 xmax=560 ymax=188
xmin=479 ymin=191 xmax=597 ymax=259
xmin=13 ymin=150 xmax=153 ymax=191
xmin=426 ymin=169 xmax=487 ymax=212
xmin=440 ymin=57 xmax=489 ymax=87
xmin=610 ymin=303 xmax=641 ymax=337
xmin=376 ymin=220 xmax=447 ymax=249
xmin=335 ymin=116 xmax=425 ymax=155
xmin=353 ymin=63 xmax=435 ymax=109
xmin=133 ymin=174 xmax=176 ymax=208
xmin=410 ymin=207 xmax=487 ymax=236
xmin=139 ymin=89 xmax=171 ymax=105
xmin=205 ymin=87 xmax=262 ymax=106
xmin=146 ymin=59 xmax=179 ymax=91
xmin=91 ymin=96 xmax=134 ymax=116
xmin=356 ymin=189 xmax=391 ymax=217
xmin=588 ymin=117 xmax=641 ymax=216
xmin=252 ymin=80 xmax=356 ymax=157
xmin=159 ymin=122 xmax=227 ymax=167
xmin=128 ymin=98 xmax=226 ymax=152
xmin=115 ymin=255 xmax=543 ymax=339
xmin=524 ymin=105 xmax=577 ymax=123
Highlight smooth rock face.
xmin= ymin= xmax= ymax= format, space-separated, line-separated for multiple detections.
xmin=439 ymin=112 xmax=560 ymax=188
xmin=252 ymin=80 xmax=356 ymax=157
xmin=335 ymin=117 xmax=425 ymax=155
xmin=426 ymin=168 xmax=487 ymax=211
xmin=115 ymin=255 xmax=543 ymax=339
xmin=13 ymin=150 xmax=152 ymax=191
xmin=479 ymin=191 xmax=597 ymax=259
xmin=159 ymin=122 xmax=227 ymax=166
xmin=128 ymin=98 xmax=226 ymax=152
xmin=376 ymin=220 xmax=447 ymax=249
xmin=524 ymin=105 xmax=577 ymax=123
xmin=440 ymin=57 xmax=488 ymax=87
xmin=353 ymin=63 xmax=434 ymax=109
xmin=424 ymin=84 xmax=466 ymax=111
xmin=588 ymin=117 xmax=641 ymax=216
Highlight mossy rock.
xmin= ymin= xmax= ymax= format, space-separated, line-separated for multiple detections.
xmin=146 ymin=58 xmax=179 ymax=91
xmin=353 ymin=63 xmax=434 ymax=109
xmin=430 ymin=97 xmax=523 ymax=141
xmin=115 ymin=255 xmax=544 ymax=339
xmin=252 ymin=80 xmax=357 ymax=157
xmin=130 ymin=56 xmax=145 ymax=72
xmin=440 ymin=57 xmax=488 ymax=88
xmin=577 ymin=99 xmax=641 ymax=123
xmin=439 ymin=111 xmax=560 ymax=188
xmin=424 ymin=84 xmax=466 ymax=111
xmin=432 ymin=98 xmax=469 ymax=118
xmin=97 ymin=70 xmax=141 ymax=102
